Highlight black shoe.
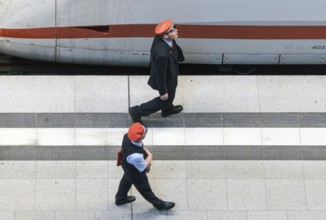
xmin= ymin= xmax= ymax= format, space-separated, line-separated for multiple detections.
xmin=161 ymin=105 xmax=183 ymax=117
xmin=153 ymin=201 xmax=175 ymax=211
xmin=115 ymin=196 xmax=136 ymax=206
xmin=129 ymin=107 xmax=142 ymax=123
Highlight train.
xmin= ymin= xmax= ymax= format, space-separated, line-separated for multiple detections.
xmin=1 ymin=0 xmax=326 ymax=66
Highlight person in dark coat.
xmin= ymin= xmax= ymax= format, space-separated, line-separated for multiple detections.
xmin=115 ymin=122 xmax=175 ymax=210
xmin=129 ymin=18 xmax=185 ymax=123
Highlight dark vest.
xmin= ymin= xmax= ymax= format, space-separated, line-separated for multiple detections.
xmin=121 ymin=134 xmax=148 ymax=177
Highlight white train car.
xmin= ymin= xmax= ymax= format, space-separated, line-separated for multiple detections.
xmin=0 ymin=0 xmax=326 ymax=66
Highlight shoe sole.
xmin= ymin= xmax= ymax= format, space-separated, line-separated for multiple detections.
xmin=154 ymin=203 xmax=175 ymax=210
xmin=161 ymin=110 xmax=183 ymax=117
xmin=115 ymin=198 xmax=136 ymax=206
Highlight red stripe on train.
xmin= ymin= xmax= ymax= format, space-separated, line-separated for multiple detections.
xmin=1 ymin=24 xmax=326 ymax=39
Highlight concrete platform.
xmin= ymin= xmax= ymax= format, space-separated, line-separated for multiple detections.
xmin=1 ymin=75 xmax=326 ymax=219
xmin=1 ymin=160 xmax=326 ymax=220
xmin=1 ymin=75 xmax=326 ymax=113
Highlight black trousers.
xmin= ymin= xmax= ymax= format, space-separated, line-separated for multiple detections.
xmin=115 ymin=173 xmax=160 ymax=205
xmin=136 ymin=90 xmax=176 ymax=116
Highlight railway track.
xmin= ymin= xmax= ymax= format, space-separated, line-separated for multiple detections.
xmin=0 ymin=54 xmax=151 ymax=75
xmin=1 ymin=54 xmax=326 ymax=75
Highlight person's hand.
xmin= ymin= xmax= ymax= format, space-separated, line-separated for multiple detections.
xmin=161 ymin=93 xmax=168 ymax=100
xmin=144 ymin=148 xmax=152 ymax=173
xmin=146 ymin=164 xmax=151 ymax=173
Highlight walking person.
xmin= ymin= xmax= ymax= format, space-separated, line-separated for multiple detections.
xmin=115 ymin=122 xmax=175 ymax=210
xmin=129 ymin=18 xmax=185 ymax=123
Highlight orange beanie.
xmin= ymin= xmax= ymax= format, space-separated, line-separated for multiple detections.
xmin=128 ymin=122 xmax=145 ymax=142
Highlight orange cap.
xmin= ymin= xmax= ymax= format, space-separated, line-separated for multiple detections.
xmin=155 ymin=18 xmax=173 ymax=35
xmin=128 ymin=122 xmax=145 ymax=142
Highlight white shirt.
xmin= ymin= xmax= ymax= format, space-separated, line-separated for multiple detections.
xmin=162 ymin=37 xmax=173 ymax=48
xmin=126 ymin=141 xmax=147 ymax=172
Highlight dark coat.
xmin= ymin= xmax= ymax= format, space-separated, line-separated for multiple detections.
xmin=147 ymin=35 xmax=185 ymax=95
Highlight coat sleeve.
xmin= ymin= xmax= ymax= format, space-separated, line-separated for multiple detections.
xmin=153 ymin=54 xmax=168 ymax=95
xmin=176 ymin=44 xmax=185 ymax=62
